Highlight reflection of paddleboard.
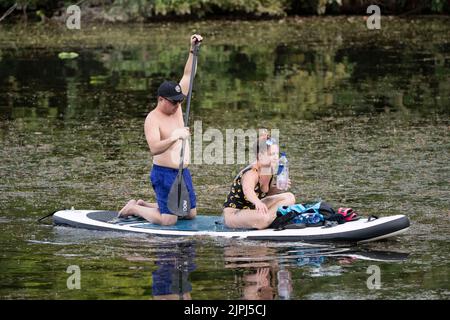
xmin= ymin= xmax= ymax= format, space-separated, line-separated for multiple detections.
xmin=331 ymin=250 xmax=410 ymax=262
xmin=53 ymin=210 xmax=410 ymax=243
xmin=285 ymin=248 xmax=410 ymax=262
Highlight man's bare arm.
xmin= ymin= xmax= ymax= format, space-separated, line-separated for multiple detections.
xmin=179 ymin=34 xmax=203 ymax=95
xmin=144 ymin=115 xmax=177 ymax=156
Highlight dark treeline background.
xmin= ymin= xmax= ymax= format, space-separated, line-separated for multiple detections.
xmin=0 ymin=0 xmax=449 ymax=23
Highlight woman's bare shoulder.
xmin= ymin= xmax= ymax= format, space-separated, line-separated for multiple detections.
xmin=241 ymin=167 xmax=259 ymax=184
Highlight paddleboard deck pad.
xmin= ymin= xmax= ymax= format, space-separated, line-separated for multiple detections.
xmin=53 ymin=210 xmax=410 ymax=243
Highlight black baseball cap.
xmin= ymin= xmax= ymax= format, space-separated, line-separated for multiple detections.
xmin=157 ymin=81 xmax=186 ymax=102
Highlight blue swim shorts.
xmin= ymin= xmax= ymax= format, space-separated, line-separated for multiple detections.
xmin=150 ymin=164 xmax=197 ymax=215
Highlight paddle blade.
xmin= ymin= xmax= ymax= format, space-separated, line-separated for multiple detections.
xmin=167 ymin=174 xmax=191 ymax=217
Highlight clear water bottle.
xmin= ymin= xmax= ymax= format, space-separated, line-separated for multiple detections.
xmin=276 ymin=152 xmax=289 ymax=190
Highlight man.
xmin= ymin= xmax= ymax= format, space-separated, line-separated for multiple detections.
xmin=118 ymin=34 xmax=202 ymax=226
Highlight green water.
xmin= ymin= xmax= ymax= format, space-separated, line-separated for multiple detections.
xmin=0 ymin=17 xmax=449 ymax=299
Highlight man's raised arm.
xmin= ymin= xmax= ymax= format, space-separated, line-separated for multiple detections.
xmin=179 ymin=34 xmax=203 ymax=95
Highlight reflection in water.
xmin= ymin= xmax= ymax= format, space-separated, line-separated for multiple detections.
xmin=241 ymin=267 xmax=277 ymax=300
xmin=224 ymin=245 xmax=290 ymax=300
xmin=121 ymin=240 xmax=197 ymax=300
xmin=48 ymin=227 xmax=411 ymax=300
xmin=286 ymin=247 xmax=354 ymax=277
xmin=151 ymin=242 xmax=196 ymax=300
xmin=1 ymin=19 xmax=449 ymax=123
xmin=224 ymin=243 xmax=409 ymax=300
xmin=277 ymin=269 xmax=292 ymax=300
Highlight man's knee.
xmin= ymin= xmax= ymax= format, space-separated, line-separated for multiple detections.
xmin=187 ymin=208 xmax=197 ymax=220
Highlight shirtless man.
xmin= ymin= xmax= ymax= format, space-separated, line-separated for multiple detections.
xmin=118 ymin=34 xmax=203 ymax=226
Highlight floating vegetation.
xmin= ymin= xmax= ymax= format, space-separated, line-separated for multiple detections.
xmin=57 ymin=52 xmax=79 ymax=59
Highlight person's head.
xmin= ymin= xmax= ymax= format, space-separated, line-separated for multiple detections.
xmin=252 ymin=130 xmax=279 ymax=173
xmin=157 ymin=81 xmax=186 ymax=115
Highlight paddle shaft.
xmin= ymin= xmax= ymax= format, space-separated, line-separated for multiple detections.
xmin=177 ymin=42 xmax=200 ymax=178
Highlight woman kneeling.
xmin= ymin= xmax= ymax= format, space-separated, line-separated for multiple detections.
xmin=223 ymin=134 xmax=295 ymax=230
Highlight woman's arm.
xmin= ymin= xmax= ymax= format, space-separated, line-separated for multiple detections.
xmin=266 ymin=178 xmax=280 ymax=196
xmin=266 ymin=178 xmax=292 ymax=196
xmin=242 ymin=170 xmax=269 ymax=214
xmin=241 ymin=170 xmax=261 ymax=204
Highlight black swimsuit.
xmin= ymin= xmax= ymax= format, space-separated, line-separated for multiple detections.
xmin=223 ymin=166 xmax=273 ymax=210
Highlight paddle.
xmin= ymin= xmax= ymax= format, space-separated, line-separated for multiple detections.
xmin=167 ymin=40 xmax=201 ymax=217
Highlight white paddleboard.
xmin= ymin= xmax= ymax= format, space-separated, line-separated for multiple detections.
xmin=53 ymin=210 xmax=410 ymax=243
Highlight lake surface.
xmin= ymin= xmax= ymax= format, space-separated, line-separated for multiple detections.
xmin=0 ymin=17 xmax=449 ymax=299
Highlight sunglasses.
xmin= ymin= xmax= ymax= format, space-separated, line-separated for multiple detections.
xmin=164 ymin=97 xmax=184 ymax=105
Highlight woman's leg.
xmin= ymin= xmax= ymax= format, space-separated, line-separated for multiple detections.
xmin=223 ymin=192 xmax=295 ymax=230
xmin=261 ymin=192 xmax=296 ymax=212
xmin=223 ymin=207 xmax=268 ymax=229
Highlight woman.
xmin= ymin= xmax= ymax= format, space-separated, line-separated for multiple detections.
xmin=223 ymin=134 xmax=296 ymax=229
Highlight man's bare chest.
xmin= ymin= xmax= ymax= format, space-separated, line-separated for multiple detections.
xmin=159 ymin=117 xmax=184 ymax=139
